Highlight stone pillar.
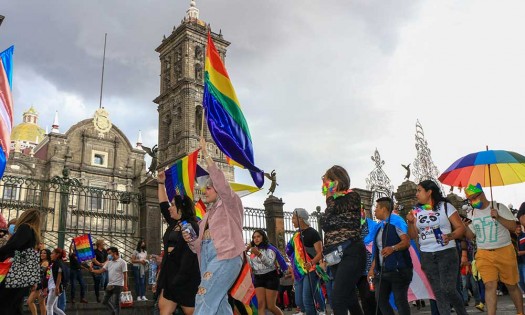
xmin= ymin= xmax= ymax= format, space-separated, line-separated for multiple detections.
xmin=394 ymin=180 xmax=418 ymax=219
xmin=353 ymin=188 xmax=373 ymax=218
xmin=264 ymin=195 xmax=285 ymax=251
xmin=139 ymin=179 xmax=162 ymax=255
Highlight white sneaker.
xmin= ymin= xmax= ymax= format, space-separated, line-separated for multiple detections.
xmin=142 ymin=296 xmax=148 ymax=301
xmin=137 ymin=296 xmax=143 ymax=301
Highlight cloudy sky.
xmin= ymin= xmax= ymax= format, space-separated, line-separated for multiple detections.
xmin=2 ymin=0 xmax=525 ymax=213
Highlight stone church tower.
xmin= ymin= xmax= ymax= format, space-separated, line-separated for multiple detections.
xmin=154 ymin=0 xmax=234 ymax=182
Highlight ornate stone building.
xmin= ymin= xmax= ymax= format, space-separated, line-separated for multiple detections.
xmin=153 ymin=0 xmax=234 ymax=182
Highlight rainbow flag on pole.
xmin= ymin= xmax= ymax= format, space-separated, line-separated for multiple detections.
xmin=203 ymin=33 xmax=264 ymax=188
xmin=0 ymin=46 xmax=14 ymax=179
xmin=165 ymin=150 xmax=199 ymax=201
xmin=73 ymin=234 xmax=95 ymax=262
xmin=195 ymin=199 xmax=206 ymax=221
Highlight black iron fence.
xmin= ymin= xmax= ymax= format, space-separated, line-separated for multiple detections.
xmin=0 ymin=172 xmax=142 ymax=260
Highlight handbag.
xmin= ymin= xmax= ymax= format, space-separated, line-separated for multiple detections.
xmin=4 ymin=248 xmax=40 ymax=288
xmin=323 ymin=239 xmax=352 ymax=266
xmin=120 ymin=291 xmax=134 ymax=308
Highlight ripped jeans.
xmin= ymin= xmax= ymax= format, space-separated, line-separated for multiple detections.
xmin=194 ymin=239 xmax=242 ymax=315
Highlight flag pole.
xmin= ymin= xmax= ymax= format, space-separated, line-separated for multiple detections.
xmin=199 ymin=107 xmax=206 ymax=161
xmin=486 ymin=145 xmax=496 ymax=216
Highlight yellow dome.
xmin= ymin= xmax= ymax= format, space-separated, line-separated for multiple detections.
xmin=11 ymin=122 xmax=46 ymax=144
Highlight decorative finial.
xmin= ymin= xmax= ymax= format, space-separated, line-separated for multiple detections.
xmin=51 ymin=111 xmax=60 ymax=133
xmin=186 ymin=0 xmax=199 ymax=21
xmin=136 ymin=130 xmax=143 ymax=148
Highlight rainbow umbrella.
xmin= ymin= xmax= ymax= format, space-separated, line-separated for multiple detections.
xmin=438 ymin=148 xmax=525 ymax=202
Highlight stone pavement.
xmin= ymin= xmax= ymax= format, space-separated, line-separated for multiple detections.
xmin=282 ymin=294 xmax=522 ymax=314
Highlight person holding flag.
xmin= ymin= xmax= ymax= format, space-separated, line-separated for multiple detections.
xmin=156 ymin=170 xmax=200 ymax=315
xmin=183 ymin=137 xmax=244 ymax=315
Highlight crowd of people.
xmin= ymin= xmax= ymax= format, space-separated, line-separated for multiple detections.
xmin=1 ymin=137 xmax=525 ymax=315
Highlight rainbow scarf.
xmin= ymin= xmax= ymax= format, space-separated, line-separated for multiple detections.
xmin=0 ymin=46 xmax=14 ymax=179
xmin=0 ymin=258 xmax=12 ymax=284
xmin=285 ymin=231 xmax=313 ymax=281
xmin=203 ymin=32 xmax=264 ymax=188
xmin=165 ymin=149 xmax=199 ymax=201
xmin=195 ymin=199 xmax=206 ymax=221
xmin=73 ymin=234 xmax=95 ymax=262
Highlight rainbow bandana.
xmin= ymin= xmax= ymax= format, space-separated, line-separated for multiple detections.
xmin=465 ymin=183 xmax=483 ymax=197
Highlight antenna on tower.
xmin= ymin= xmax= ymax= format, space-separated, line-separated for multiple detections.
xmin=99 ymin=33 xmax=107 ymax=109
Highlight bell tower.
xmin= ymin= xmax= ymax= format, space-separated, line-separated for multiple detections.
xmin=154 ymin=0 xmax=234 ymax=181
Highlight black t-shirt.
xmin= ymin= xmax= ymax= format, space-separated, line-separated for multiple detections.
xmin=300 ymin=227 xmax=322 ymax=259
xmin=69 ymin=253 xmax=82 ymax=270
xmin=94 ymin=249 xmax=108 ymax=264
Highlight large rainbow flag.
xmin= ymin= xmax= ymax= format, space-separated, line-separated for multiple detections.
xmin=0 ymin=46 xmax=14 ymax=179
xmin=285 ymin=231 xmax=314 ymax=281
xmin=165 ymin=149 xmax=199 ymax=201
xmin=203 ymin=32 xmax=264 ymax=188
xmin=73 ymin=234 xmax=95 ymax=262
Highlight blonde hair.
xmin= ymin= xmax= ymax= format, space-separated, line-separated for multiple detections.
xmin=96 ymin=239 xmax=105 ymax=248
xmin=15 ymin=209 xmax=41 ymax=245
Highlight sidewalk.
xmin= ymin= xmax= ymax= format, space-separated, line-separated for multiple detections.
xmin=282 ymin=294 xmax=522 ymax=314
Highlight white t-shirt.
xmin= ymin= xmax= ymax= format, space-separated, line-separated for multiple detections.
xmin=415 ymin=202 xmax=457 ymax=252
xmin=132 ymin=250 xmax=147 ymax=267
xmin=47 ymin=265 xmax=62 ymax=290
xmin=103 ymin=258 xmax=128 ymax=286
xmin=468 ymin=201 xmax=514 ymax=250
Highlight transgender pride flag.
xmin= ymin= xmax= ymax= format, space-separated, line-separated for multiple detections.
xmin=0 ymin=46 xmax=14 ymax=179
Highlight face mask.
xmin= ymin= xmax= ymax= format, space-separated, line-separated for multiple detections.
xmin=322 ymin=180 xmax=336 ymax=196
xmin=8 ymin=224 xmax=15 ymax=235
xmin=108 ymin=254 xmax=114 ymax=261
xmin=471 ymin=199 xmax=483 ymax=209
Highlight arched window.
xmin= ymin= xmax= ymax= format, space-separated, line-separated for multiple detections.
xmin=195 ymin=63 xmax=203 ymax=81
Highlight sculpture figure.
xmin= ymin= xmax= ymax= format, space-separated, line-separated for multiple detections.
xmin=401 ymin=163 xmax=411 ymax=180
xmin=141 ymin=144 xmax=159 ymax=176
xmin=264 ymin=170 xmax=278 ymax=195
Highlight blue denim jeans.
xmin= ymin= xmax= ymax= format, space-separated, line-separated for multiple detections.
xmin=518 ymin=263 xmax=525 ymax=292
xmin=58 ymin=290 xmax=66 ymax=311
xmin=70 ymin=268 xmax=86 ymax=299
xmin=294 ymin=272 xmax=325 ymax=315
xmin=133 ymin=266 xmax=146 ymax=297
xmin=461 ymin=273 xmax=481 ymax=304
xmin=194 ymin=239 xmax=242 ymax=315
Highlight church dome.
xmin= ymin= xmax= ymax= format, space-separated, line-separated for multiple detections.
xmin=11 ymin=106 xmax=46 ymax=144
xmin=11 ymin=122 xmax=45 ymax=144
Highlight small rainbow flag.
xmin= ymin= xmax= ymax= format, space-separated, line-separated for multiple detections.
xmin=195 ymin=199 xmax=206 ymax=221
xmin=0 ymin=258 xmax=12 ymax=284
xmin=73 ymin=234 xmax=95 ymax=262
xmin=165 ymin=149 xmax=199 ymax=202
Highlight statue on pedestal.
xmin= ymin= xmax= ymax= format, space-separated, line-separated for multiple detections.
xmin=264 ymin=170 xmax=278 ymax=195
xmin=401 ymin=163 xmax=411 ymax=181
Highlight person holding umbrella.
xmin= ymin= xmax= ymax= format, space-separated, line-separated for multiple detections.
xmin=463 ymin=183 xmax=523 ymax=315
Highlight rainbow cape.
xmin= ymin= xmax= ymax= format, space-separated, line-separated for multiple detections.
xmin=165 ymin=149 xmax=199 ymax=201
xmin=195 ymin=199 xmax=206 ymax=221
xmin=73 ymin=234 xmax=95 ymax=262
xmin=0 ymin=46 xmax=14 ymax=179
xmin=203 ymin=32 xmax=264 ymax=188
xmin=285 ymin=231 xmax=313 ymax=281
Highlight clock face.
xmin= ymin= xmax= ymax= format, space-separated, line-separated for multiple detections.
xmin=93 ymin=108 xmax=112 ymax=133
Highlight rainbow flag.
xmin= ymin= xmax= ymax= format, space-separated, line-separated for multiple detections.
xmin=203 ymin=32 xmax=264 ymax=188
xmin=195 ymin=199 xmax=206 ymax=221
xmin=0 ymin=258 xmax=12 ymax=284
xmin=285 ymin=231 xmax=313 ymax=281
xmin=0 ymin=46 xmax=14 ymax=179
xmin=73 ymin=234 xmax=95 ymax=262
xmin=165 ymin=150 xmax=199 ymax=202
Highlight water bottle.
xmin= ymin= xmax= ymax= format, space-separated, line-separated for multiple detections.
xmin=433 ymin=226 xmax=444 ymax=246
xmin=368 ymin=277 xmax=375 ymax=292
xmin=182 ymin=220 xmax=197 ymax=241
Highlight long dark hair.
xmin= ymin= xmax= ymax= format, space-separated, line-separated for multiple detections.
xmin=135 ymin=238 xmax=146 ymax=253
xmin=173 ymin=195 xmax=197 ymax=223
xmin=250 ymin=229 xmax=270 ymax=247
xmin=41 ymin=249 xmax=51 ymax=264
xmin=418 ymin=179 xmax=448 ymax=210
